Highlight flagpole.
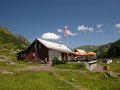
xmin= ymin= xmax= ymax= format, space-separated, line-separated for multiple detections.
xmin=67 ymin=34 xmax=69 ymax=62
xmin=64 ymin=25 xmax=69 ymax=62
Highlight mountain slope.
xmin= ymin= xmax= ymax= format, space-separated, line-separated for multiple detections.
xmin=0 ymin=25 xmax=30 ymax=61
xmin=107 ymin=39 xmax=120 ymax=58
xmin=95 ymin=43 xmax=111 ymax=58
xmin=75 ymin=45 xmax=99 ymax=52
xmin=95 ymin=39 xmax=120 ymax=59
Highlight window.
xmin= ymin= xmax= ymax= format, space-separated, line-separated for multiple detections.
xmin=32 ymin=53 xmax=35 ymax=57
xmin=38 ymin=44 xmax=41 ymax=48
xmin=21 ymin=54 xmax=23 ymax=57
xmin=23 ymin=53 xmax=26 ymax=57
xmin=21 ymin=53 xmax=26 ymax=57
xmin=34 ymin=44 xmax=37 ymax=49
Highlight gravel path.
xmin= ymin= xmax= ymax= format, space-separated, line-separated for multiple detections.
xmin=15 ymin=64 xmax=88 ymax=75
xmin=16 ymin=64 xmax=58 ymax=71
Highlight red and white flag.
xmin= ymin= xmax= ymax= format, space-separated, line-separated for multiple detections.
xmin=64 ymin=25 xmax=69 ymax=36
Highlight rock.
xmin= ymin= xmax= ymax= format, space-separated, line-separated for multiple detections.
xmin=69 ymin=78 xmax=76 ymax=82
xmin=0 ymin=70 xmax=13 ymax=75
xmin=116 ymin=61 xmax=120 ymax=64
xmin=10 ymin=62 xmax=16 ymax=65
xmin=104 ymin=75 xmax=108 ymax=78
xmin=105 ymin=71 xmax=117 ymax=78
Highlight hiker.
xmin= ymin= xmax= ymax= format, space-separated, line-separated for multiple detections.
xmin=45 ymin=58 xmax=47 ymax=64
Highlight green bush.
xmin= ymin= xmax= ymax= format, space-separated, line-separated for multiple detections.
xmin=52 ymin=57 xmax=60 ymax=66
xmin=60 ymin=59 xmax=67 ymax=64
xmin=52 ymin=57 xmax=67 ymax=66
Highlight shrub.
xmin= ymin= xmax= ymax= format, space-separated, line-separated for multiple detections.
xmin=52 ymin=57 xmax=60 ymax=66
xmin=60 ymin=59 xmax=67 ymax=64
xmin=52 ymin=57 xmax=67 ymax=66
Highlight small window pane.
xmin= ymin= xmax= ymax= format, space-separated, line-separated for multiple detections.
xmin=32 ymin=53 xmax=35 ymax=57
xmin=39 ymin=44 xmax=41 ymax=48
xmin=23 ymin=53 xmax=26 ymax=57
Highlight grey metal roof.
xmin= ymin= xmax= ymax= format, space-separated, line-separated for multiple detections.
xmin=37 ymin=38 xmax=73 ymax=53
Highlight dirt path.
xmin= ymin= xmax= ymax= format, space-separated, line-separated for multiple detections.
xmin=16 ymin=64 xmax=58 ymax=71
xmin=16 ymin=64 xmax=87 ymax=74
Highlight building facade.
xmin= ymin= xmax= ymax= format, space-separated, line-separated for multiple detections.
xmin=17 ymin=38 xmax=72 ymax=63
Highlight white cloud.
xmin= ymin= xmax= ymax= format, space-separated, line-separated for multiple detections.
xmin=77 ymin=25 xmax=94 ymax=32
xmin=115 ymin=23 xmax=120 ymax=29
xmin=57 ymin=29 xmax=63 ymax=33
xmin=41 ymin=32 xmax=61 ymax=40
xmin=96 ymin=30 xmax=103 ymax=33
xmin=67 ymin=30 xmax=77 ymax=36
xmin=97 ymin=24 xmax=104 ymax=28
xmin=96 ymin=24 xmax=104 ymax=33
xmin=115 ymin=23 xmax=120 ymax=32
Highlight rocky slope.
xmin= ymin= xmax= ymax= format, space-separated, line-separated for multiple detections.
xmin=0 ymin=25 xmax=30 ymax=62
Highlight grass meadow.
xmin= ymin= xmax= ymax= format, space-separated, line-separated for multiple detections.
xmin=0 ymin=60 xmax=120 ymax=90
xmin=54 ymin=62 xmax=86 ymax=70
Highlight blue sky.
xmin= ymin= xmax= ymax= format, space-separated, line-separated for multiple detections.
xmin=0 ymin=0 xmax=120 ymax=48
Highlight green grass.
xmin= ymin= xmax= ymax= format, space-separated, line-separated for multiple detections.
xmin=16 ymin=61 xmax=42 ymax=66
xmin=0 ymin=59 xmax=120 ymax=90
xmin=0 ymin=71 xmax=75 ymax=90
xmin=0 ymin=69 xmax=119 ymax=90
xmin=0 ymin=61 xmax=41 ymax=71
xmin=53 ymin=61 xmax=120 ymax=90
xmin=110 ymin=63 xmax=120 ymax=73
xmin=55 ymin=71 xmax=120 ymax=90
xmin=54 ymin=62 xmax=86 ymax=70
xmin=98 ymin=59 xmax=120 ymax=73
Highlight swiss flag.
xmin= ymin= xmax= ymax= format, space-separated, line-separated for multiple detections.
xmin=64 ymin=25 xmax=69 ymax=36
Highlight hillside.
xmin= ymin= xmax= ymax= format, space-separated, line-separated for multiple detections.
xmin=95 ymin=39 xmax=120 ymax=59
xmin=0 ymin=25 xmax=30 ymax=61
xmin=95 ymin=43 xmax=112 ymax=58
xmin=107 ymin=39 xmax=120 ymax=58
xmin=75 ymin=45 xmax=99 ymax=52
xmin=75 ymin=41 xmax=120 ymax=59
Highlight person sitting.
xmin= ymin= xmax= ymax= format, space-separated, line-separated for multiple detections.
xmin=45 ymin=58 xmax=47 ymax=64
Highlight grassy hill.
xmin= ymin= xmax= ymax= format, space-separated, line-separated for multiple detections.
xmin=95 ymin=43 xmax=111 ymax=58
xmin=107 ymin=39 xmax=120 ymax=58
xmin=75 ymin=45 xmax=99 ymax=52
xmin=0 ymin=61 xmax=120 ymax=90
xmin=0 ymin=25 xmax=30 ymax=62
xmin=75 ymin=40 xmax=120 ymax=59
xmin=95 ymin=39 xmax=120 ymax=59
